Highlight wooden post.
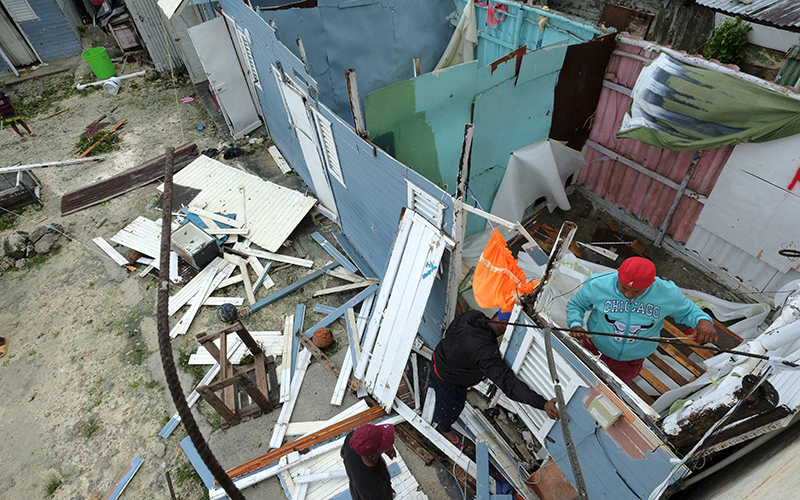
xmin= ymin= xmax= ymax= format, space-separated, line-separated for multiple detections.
xmin=197 ymin=385 xmax=239 ymax=425
xmin=345 ymin=68 xmax=368 ymax=139
xmin=445 ymin=124 xmax=474 ymax=326
xmin=413 ymin=58 xmax=421 ymax=77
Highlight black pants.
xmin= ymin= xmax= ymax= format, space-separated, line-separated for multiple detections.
xmin=430 ymin=361 xmax=468 ymax=434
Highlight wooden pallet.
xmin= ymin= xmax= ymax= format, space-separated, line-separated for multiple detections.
xmin=196 ymin=322 xmax=279 ymax=428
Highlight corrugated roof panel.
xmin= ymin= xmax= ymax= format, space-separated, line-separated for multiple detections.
xmin=696 ymin=0 xmax=800 ymax=28
xmin=171 ymin=156 xmax=317 ymax=252
xmin=578 ymin=44 xmax=734 ymax=244
xmin=685 ymin=225 xmax=780 ymax=292
xmin=126 ymin=0 xmax=185 ymax=73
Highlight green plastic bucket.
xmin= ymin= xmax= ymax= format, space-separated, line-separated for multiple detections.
xmin=82 ymin=47 xmax=116 ymax=80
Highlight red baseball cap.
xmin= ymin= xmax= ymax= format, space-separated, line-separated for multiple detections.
xmin=617 ymin=257 xmax=656 ymax=289
xmin=350 ymin=423 xmax=395 ymax=456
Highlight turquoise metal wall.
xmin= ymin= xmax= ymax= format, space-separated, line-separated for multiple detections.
xmin=366 ymin=41 xmax=569 ymax=236
xmin=216 ymin=0 xmax=455 ymax=346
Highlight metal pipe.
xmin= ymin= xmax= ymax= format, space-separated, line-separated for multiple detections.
xmin=654 ymin=151 xmax=703 ymax=247
xmin=76 ymin=70 xmax=146 ymax=90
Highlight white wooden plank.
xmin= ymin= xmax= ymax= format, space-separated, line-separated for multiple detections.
xmin=186 ymin=296 xmax=245 ymax=306
xmin=239 ymin=259 xmax=255 ymax=305
xmin=293 ymin=469 xmax=311 ymax=500
xmin=354 ymin=211 xmax=414 ymax=381
xmin=188 ymin=206 xmax=244 ymax=228
xmin=325 ymin=267 xmax=364 ymax=283
xmin=270 ymin=348 xmax=312 ymax=449
xmin=168 ymin=257 xmax=229 ymax=315
xmin=93 ymin=237 xmax=129 ymax=266
xmin=285 ymin=421 xmax=327 ymax=436
xmin=394 ymin=398 xmax=477 ymax=480
xmin=189 ymin=332 xmax=283 ymax=364
xmin=217 ymin=274 xmax=243 ymax=289
xmin=312 ymin=280 xmax=378 ymax=297
xmin=280 ymin=315 xmax=294 ymax=403
xmin=170 ymin=268 xmax=218 ymax=337
xmin=269 ymin=145 xmax=292 ymax=174
xmin=237 ymin=247 xmax=314 ymax=268
xmin=331 ymin=296 xmax=374 ymax=406
xmin=205 ymin=228 xmax=249 ymax=235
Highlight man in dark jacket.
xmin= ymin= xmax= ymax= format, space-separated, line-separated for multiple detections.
xmin=431 ymin=310 xmax=559 ymax=445
xmin=341 ymin=423 xmax=396 ymax=500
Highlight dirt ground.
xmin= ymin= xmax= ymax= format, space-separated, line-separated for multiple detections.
xmin=0 ymin=47 xmax=455 ymax=500
xmin=0 ymin=52 xmax=271 ymax=498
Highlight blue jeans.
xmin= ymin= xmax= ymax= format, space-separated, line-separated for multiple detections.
xmin=430 ymin=360 xmax=467 ymax=434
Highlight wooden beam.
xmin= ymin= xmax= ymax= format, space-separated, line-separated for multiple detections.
xmin=78 ymin=119 xmax=126 ymax=158
xmin=296 ymin=331 xmax=340 ymax=379
xmin=269 ymin=349 xmax=312 ymax=449
xmin=648 ymin=354 xmax=689 ymax=386
xmin=663 ymin=320 xmax=713 ymax=360
xmin=637 ymin=367 xmax=670 ymax=395
xmin=626 ymin=382 xmax=655 ymax=405
xmin=657 ymin=344 xmax=705 ymax=378
xmin=227 ymin=405 xmax=387 ymax=480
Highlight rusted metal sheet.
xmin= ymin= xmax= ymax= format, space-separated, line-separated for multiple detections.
xmin=61 ymin=144 xmax=198 ymax=215
xmin=696 ymin=0 xmax=800 ymax=28
xmin=550 ymin=33 xmax=616 ymax=150
xmin=599 ymin=4 xmax=652 ymax=38
xmin=577 ymin=44 xmax=734 ymax=244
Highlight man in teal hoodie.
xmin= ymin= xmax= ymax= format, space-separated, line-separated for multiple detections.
xmin=566 ymin=257 xmax=717 ymax=383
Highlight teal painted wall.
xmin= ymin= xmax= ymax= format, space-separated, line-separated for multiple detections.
xmin=365 ymin=41 xmax=568 ymax=236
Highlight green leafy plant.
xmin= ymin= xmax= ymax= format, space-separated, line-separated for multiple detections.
xmin=75 ymin=130 xmax=123 ymax=156
xmin=44 ymin=475 xmax=62 ymax=496
xmin=0 ymin=209 xmax=22 ymax=230
xmin=703 ymin=17 xmax=752 ymax=65
xmin=85 ymin=417 xmax=101 ymax=439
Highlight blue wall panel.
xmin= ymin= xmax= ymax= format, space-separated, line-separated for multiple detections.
xmin=20 ymin=0 xmax=82 ymax=62
xmin=0 ymin=59 xmax=11 ymax=74
xmin=219 ymin=0 xmax=454 ymax=346
xmin=255 ymin=0 xmax=455 ymax=123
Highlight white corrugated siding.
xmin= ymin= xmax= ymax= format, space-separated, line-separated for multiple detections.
xmin=169 ymin=155 xmax=317 ymax=252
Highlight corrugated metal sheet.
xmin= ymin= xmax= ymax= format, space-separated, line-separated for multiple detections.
xmin=17 ymin=0 xmax=82 ymax=61
xmin=577 ymin=43 xmax=735 ymax=244
xmin=263 ymin=0 xmax=455 ymax=124
xmin=126 ymin=0 xmax=184 ymax=73
xmin=685 ymin=225 xmax=781 ymax=292
xmin=696 ymin=0 xmax=800 ymax=28
xmin=217 ymin=0 xmax=455 ymax=345
xmin=171 ymin=154 xmax=317 ymax=252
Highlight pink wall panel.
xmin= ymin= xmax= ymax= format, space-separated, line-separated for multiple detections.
xmin=577 ymin=42 xmax=734 ymax=243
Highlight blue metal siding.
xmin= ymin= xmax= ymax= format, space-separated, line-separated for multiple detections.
xmin=0 ymin=59 xmax=11 ymax=74
xmin=500 ymin=312 xmax=681 ymax=498
xmin=19 ymin=0 xmax=82 ymax=62
xmin=218 ymin=0 xmax=454 ymax=346
xmin=256 ymin=0 xmax=455 ymax=123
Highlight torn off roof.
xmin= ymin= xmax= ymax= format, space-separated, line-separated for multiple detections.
xmin=695 ymin=0 xmax=800 ymax=28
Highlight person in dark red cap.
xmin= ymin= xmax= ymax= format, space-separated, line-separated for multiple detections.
xmin=340 ymin=423 xmax=396 ymax=499
xmin=566 ymin=257 xmax=717 ymax=383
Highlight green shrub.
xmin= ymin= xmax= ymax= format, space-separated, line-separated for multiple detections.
xmin=704 ymin=17 xmax=752 ymax=65
xmin=44 ymin=475 xmax=62 ymax=496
